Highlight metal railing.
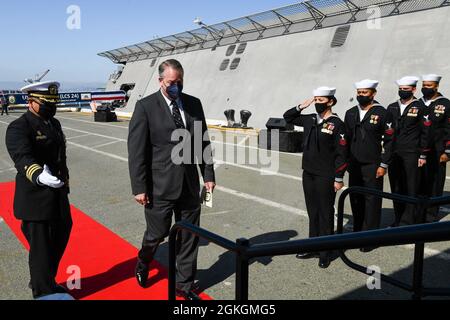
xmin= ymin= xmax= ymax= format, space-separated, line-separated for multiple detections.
xmin=99 ymin=0 xmax=450 ymax=63
xmin=336 ymin=187 xmax=450 ymax=299
xmin=168 ymin=188 xmax=450 ymax=300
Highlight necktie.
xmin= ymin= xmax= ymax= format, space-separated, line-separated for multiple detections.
xmin=171 ymin=100 xmax=185 ymax=129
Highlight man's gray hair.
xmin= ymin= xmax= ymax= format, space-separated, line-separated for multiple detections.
xmin=158 ymin=59 xmax=184 ymax=78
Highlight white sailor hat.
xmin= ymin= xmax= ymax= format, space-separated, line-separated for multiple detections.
xmin=313 ymin=86 xmax=336 ymax=97
xmin=354 ymin=79 xmax=379 ymax=90
xmin=422 ymin=74 xmax=442 ymax=83
xmin=21 ymin=81 xmax=60 ymax=103
xmin=396 ymin=76 xmax=420 ymax=86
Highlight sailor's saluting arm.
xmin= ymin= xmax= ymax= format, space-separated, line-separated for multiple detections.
xmin=283 ymin=98 xmax=315 ymax=127
xmin=128 ymin=100 xmax=151 ymax=205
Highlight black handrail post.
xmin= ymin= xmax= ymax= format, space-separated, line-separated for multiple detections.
xmin=168 ymin=226 xmax=179 ymax=301
xmin=412 ymin=242 xmax=425 ymax=300
xmin=412 ymin=196 xmax=428 ymax=300
xmin=235 ymin=238 xmax=250 ymax=301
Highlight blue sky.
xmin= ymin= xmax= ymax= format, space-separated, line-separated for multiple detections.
xmin=0 ymin=0 xmax=296 ymax=85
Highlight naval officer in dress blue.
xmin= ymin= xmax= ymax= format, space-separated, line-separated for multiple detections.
xmin=5 ymin=81 xmax=72 ymax=299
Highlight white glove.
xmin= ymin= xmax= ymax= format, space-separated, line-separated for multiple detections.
xmin=37 ymin=165 xmax=64 ymax=188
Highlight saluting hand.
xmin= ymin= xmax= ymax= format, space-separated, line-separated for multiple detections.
xmin=135 ymin=193 xmax=150 ymax=206
xmin=298 ymin=98 xmax=315 ymax=110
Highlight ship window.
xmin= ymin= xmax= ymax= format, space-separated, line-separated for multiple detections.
xmin=230 ymin=58 xmax=241 ymax=70
xmin=150 ymin=58 xmax=157 ymax=67
xmin=236 ymin=43 xmax=247 ymax=54
xmin=331 ymin=25 xmax=351 ymax=48
xmin=220 ymin=59 xmax=230 ymax=71
xmin=226 ymin=45 xmax=236 ymax=56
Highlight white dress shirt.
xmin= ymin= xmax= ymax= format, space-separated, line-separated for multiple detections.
xmin=161 ymin=89 xmax=186 ymax=127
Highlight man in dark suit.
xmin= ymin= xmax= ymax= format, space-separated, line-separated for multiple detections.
xmin=128 ymin=59 xmax=215 ymax=300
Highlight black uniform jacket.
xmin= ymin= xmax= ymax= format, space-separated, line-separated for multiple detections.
xmin=128 ymin=91 xmax=215 ymax=200
xmin=386 ymin=99 xmax=432 ymax=158
xmin=283 ymin=107 xmax=348 ymax=182
xmin=419 ymin=94 xmax=450 ymax=155
xmin=5 ymin=111 xmax=70 ymax=221
xmin=344 ymin=103 xmax=393 ymax=168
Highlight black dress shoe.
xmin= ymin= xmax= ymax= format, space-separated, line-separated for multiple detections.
xmin=135 ymin=262 xmax=149 ymax=288
xmin=318 ymin=256 xmax=330 ymax=269
xmin=296 ymin=252 xmax=319 ymax=259
xmin=176 ymin=289 xmax=201 ymax=301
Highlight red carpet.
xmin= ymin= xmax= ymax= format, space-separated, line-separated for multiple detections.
xmin=0 ymin=181 xmax=211 ymax=300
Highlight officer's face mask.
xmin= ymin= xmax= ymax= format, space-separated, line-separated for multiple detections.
xmin=357 ymin=95 xmax=373 ymax=107
xmin=38 ymin=102 xmax=57 ymax=120
xmin=398 ymin=90 xmax=414 ymax=100
xmin=422 ymin=87 xmax=437 ymax=100
xmin=166 ymin=82 xmax=183 ymax=101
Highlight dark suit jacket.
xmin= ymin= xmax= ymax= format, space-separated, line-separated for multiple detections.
xmin=128 ymin=90 xmax=215 ymax=200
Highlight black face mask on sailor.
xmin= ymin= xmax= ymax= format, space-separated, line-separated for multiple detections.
xmin=422 ymin=87 xmax=437 ymax=100
xmin=398 ymin=90 xmax=414 ymax=100
xmin=357 ymin=95 xmax=373 ymax=107
xmin=38 ymin=102 xmax=57 ymax=120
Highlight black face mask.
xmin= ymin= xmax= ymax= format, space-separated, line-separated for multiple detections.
xmin=315 ymin=102 xmax=329 ymax=114
xmin=398 ymin=90 xmax=414 ymax=100
xmin=422 ymin=87 xmax=437 ymax=99
xmin=357 ymin=95 xmax=373 ymax=106
xmin=38 ymin=103 xmax=57 ymax=120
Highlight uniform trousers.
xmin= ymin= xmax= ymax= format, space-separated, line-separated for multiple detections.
xmin=348 ymin=162 xmax=383 ymax=232
xmin=21 ymin=212 xmax=72 ymax=298
xmin=302 ymin=171 xmax=335 ymax=258
xmin=389 ymin=152 xmax=422 ymax=225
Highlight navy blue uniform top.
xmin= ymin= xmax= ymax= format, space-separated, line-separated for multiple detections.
xmin=284 ymin=106 xmax=349 ymax=182
xmin=386 ymin=99 xmax=431 ymax=159
xmin=419 ymin=94 xmax=450 ymax=155
xmin=344 ymin=103 xmax=394 ymax=168
xmin=5 ymin=111 xmax=70 ymax=221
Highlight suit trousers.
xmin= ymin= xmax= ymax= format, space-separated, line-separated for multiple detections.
xmin=21 ymin=213 xmax=72 ymax=298
xmin=138 ymin=175 xmax=201 ymax=292
xmin=349 ymin=162 xmax=383 ymax=232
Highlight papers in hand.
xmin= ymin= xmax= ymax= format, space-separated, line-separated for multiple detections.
xmin=202 ymin=187 xmax=213 ymax=208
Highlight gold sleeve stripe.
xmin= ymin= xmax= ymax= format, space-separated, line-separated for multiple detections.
xmin=26 ymin=164 xmax=40 ymax=177
xmin=26 ymin=168 xmax=40 ymax=181
xmin=27 ymin=168 xmax=40 ymax=182
xmin=26 ymin=164 xmax=42 ymax=181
